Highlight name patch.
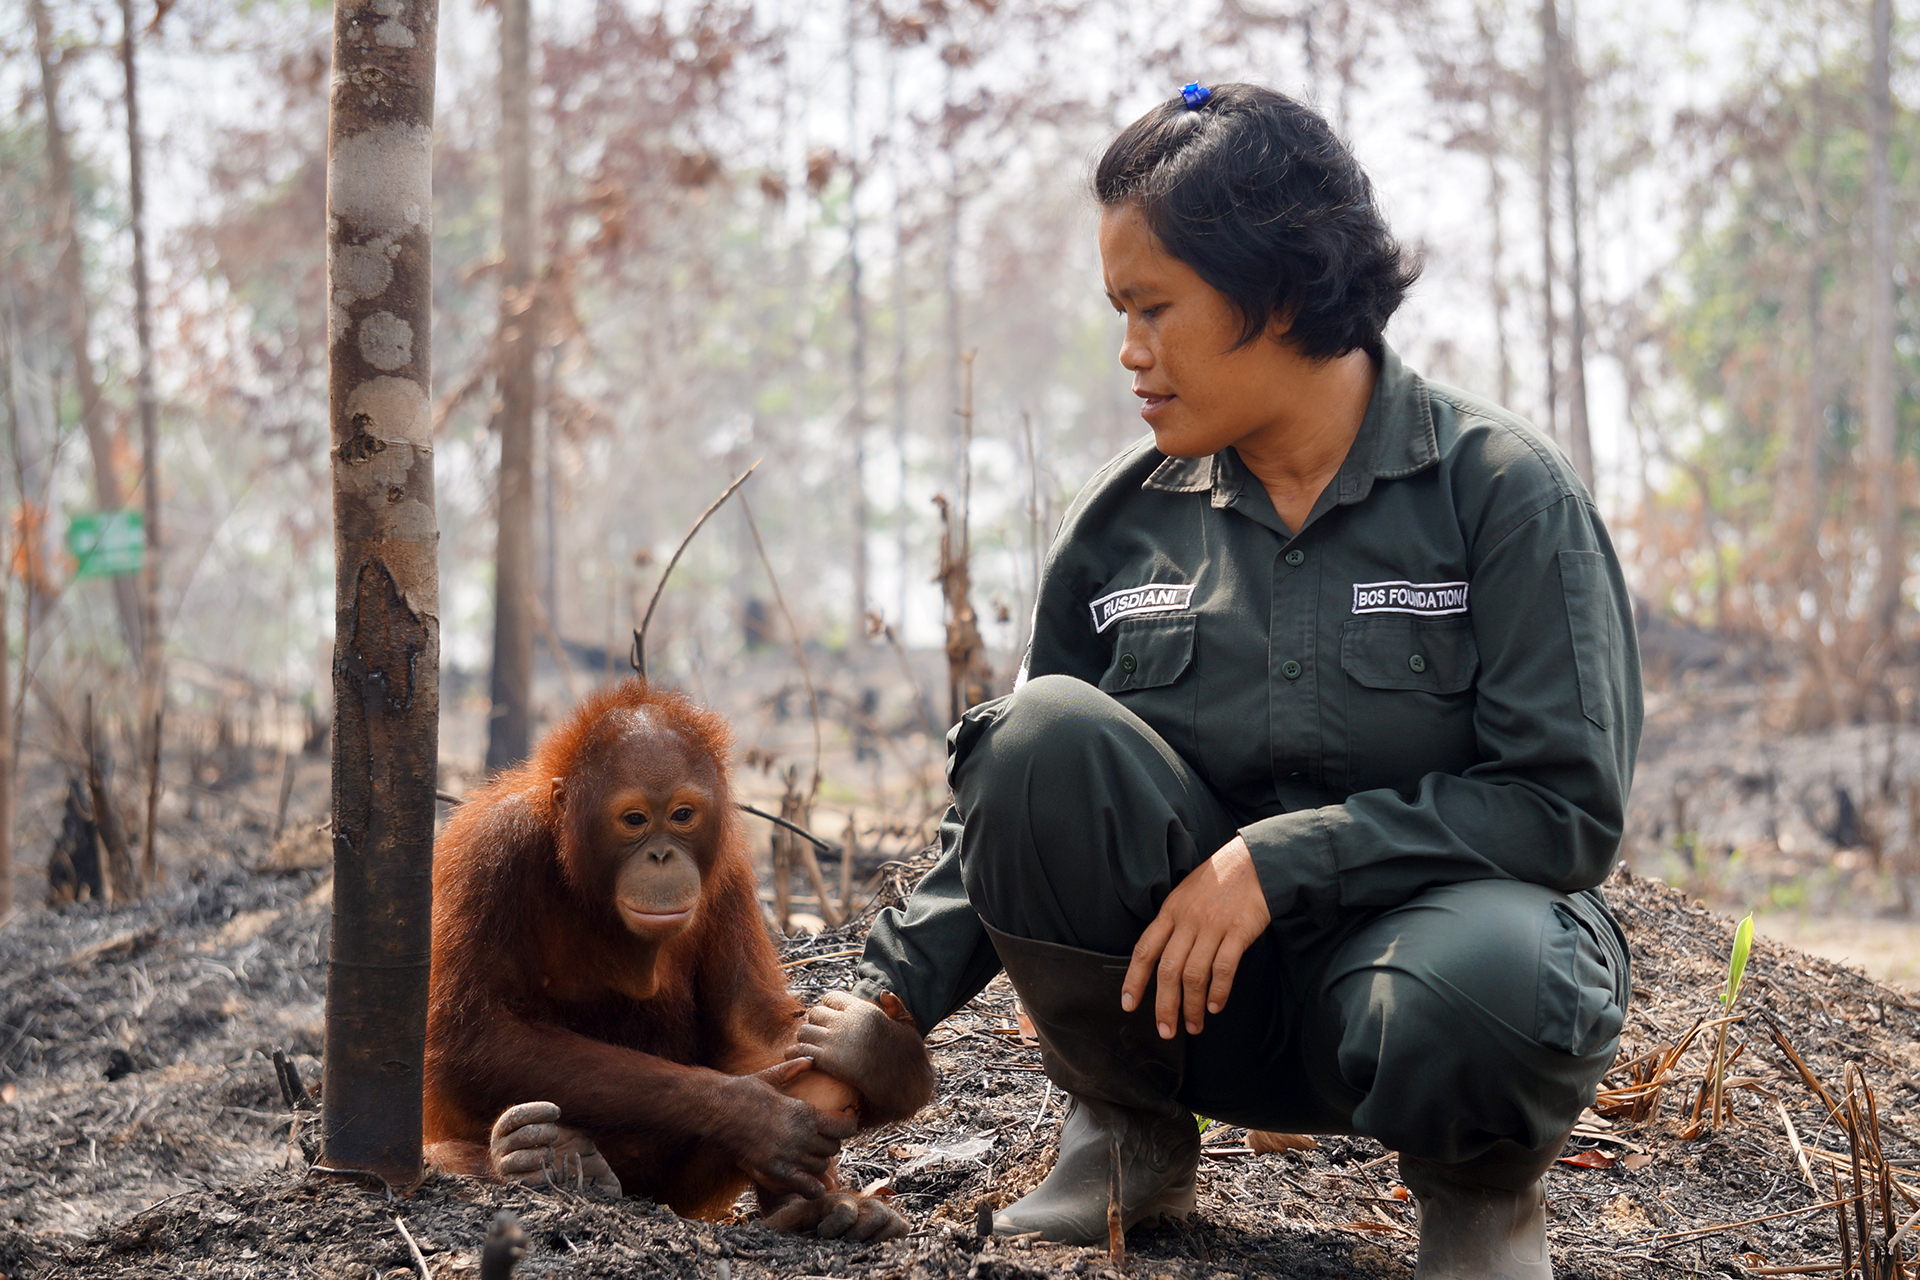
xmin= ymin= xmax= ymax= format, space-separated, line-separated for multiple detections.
xmin=1351 ymin=580 xmax=1469 ymax=616
xmin=1089 ymin=582 xmax=1195 ymax=633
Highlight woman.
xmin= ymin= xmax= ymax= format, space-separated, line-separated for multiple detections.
xmin=794 ymin=83 xmax=1636 ymax=1280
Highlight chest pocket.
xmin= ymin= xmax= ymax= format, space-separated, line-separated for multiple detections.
xmin=1340 ymin=615 xmax=1480 ymax=792
xmin=1098 ymin=616 xmax=1198 ymax=761
xmin=1099 ymin=615 xmax=1195 ymax=692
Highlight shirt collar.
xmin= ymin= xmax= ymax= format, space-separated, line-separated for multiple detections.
xmin=1140 ymin=344 xmax=1438 ymax=512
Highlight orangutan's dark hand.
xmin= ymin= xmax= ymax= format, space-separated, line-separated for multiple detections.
xmin=719 ymin=1060 xmax=858 ymax=1198
xmin=488 ymin=1101 xmax=623 ymax=1196
xmin=786 ymin=991 xmax=935 ymax=1127
xmin=762 ymin=1190 xmax=910 ymax=1242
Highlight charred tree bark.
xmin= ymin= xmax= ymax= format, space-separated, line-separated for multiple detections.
xmin=120 ymin=0 xmax=165 ymax=879
xmin=0 ymin=513 xmax=10 ymax=921
xmin=30 ymin=0 xmax=144 ymax=657
xmin=485 ymin=0 xmax=536 ymax=774
xmin=322 ymin=0 xmax=440 ymax=1191
xmin=1867 ymin=0 xmax=1899 ymax=640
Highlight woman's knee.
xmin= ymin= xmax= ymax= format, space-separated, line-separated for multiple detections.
xmin=952 ymin=675 xmax=1133 ymax=801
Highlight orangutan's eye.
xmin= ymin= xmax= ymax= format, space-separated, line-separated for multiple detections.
xmin=622 ymin=811 xmax=647 ymax=828
xmin=671 ymin=806 xmax=694 ymax=823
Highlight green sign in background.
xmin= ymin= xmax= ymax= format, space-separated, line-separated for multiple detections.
xmin=66 ymin=510 xmax=145 ymax=579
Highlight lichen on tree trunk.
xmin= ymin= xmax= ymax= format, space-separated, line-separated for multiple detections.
xmin=321 ymin=0 xmax=440 ymax=1192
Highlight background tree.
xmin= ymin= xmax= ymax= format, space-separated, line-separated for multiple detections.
xmin=485 ymin=0 xmax=536 ymax=774
xmin=320 ymin=0 xmax=441 ymax=1188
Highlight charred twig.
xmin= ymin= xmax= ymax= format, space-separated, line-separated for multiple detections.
xmin=83 ymin=694 xmax=133 ymax=902
xmin=393 ymin=1217 xmax=431 ymax=1280
xmin=738 ymin=803 xmax=835 ymax=854
xmin=142 ymin=706 xmax=161 ymax=885
xmin=270 ymin=742 xmax=295 ymax=842
xmin=1766 ymin=1014 xmax=1845 ymax=1125
xmin=1778 ymin=1098 xmax=1819 ymax=1192
xmin=1650 ymin=1189 xmax=1867 ymax=1245
xmin=481 ymin=1210 xmax=527 ymax=1280
xmin=273 ymin=1048 xmax=315 ymax=1113
xmin=1108 ymin=1136 xmax=1124 ymax=1264
xmin=631 ymin=460 xmax=759 ymax=679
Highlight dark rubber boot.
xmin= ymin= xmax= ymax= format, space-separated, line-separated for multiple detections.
xmin=982 ymin=923 xmax=1200 ymax=1245
xmin=1398 ymin=1130 xmax=1572 ymax=1280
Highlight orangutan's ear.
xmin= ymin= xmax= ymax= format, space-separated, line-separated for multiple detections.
xmin=550 ymin=777 xmax=567 ymax=812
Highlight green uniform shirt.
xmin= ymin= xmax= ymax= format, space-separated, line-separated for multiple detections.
xmin=858 ymin=346 xmax=1643 ymax=1032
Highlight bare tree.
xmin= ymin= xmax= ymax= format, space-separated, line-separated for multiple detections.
xmin=321 ymin=0 xmax=441 ymax=1190
xmin=486 ymin=0 xmax=537 ymax=774
xmin=1867 ymin=0 xmax=1898 ymax=639
xmin=119 ymin=0 xmax=164 ymax=878
xmin=1536 ymin=0 xmax=1561 ymax=449
xmin=846 ymin=0 xmax=870 ymax=644
xmin=30 ymin=0 xmax=145 ymax=657
xmin=1556 ymin=0 xmax=1594 ymax=491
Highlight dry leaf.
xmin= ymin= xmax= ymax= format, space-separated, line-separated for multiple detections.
xmin=1 ymin=1083 xmax=14 ymax=1105
xmin=1248 ymin=1130 xmax=1320 ymax=1154
xmin=1558 ymin=1148 xmax=1617 ymax=1169
xmin=1622 ymin=1151 xmax=1653 ymax=1170
xmin=1013 ymin=1003 xmax=1037 ymax=1047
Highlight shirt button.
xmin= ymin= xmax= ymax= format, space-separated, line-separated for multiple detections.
xmin=1284 ymin=549 xmax=1305 ymax=567
xmin=1408 ymin=654 xmax=1427 ymax=673
xmin=1281 ymin=660 xmax=1302 ymax=680
xmin=1120 ymin=653 xmax=1138 ymax=674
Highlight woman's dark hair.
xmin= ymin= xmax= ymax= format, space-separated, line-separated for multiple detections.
xmin=1093 ymin=84 xmax=1420 ymax=361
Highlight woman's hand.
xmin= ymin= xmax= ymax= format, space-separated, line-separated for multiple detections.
xmin=1121 ymin=835 xmax=1271 ymax=1039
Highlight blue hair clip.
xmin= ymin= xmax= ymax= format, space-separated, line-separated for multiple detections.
xmin=1180 ymin=82 xmax=1212 ymax=110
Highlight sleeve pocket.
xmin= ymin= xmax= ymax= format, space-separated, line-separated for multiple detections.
xmin=1557 ymin=550 xmax=1620 ymax=730
xmin=1097 ymin=616 xmax=1195 ymax=693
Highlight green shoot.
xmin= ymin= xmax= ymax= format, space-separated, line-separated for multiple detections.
xmin=1195 ymin=1115 xmax=1214 ymax=1135
xmin=1722 ymin=913 xmax=1754 ymax=1009
xmin=1706 ymin=913 xmax=1755 ymax=1129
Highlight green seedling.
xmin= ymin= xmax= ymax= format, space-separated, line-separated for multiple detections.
xmin=1195 ymin=1115 xmax=1214 ymax=1135
xmin=1705 ymin=913 xmax=1755 ymax=1129
xmin=1722 ymin=913 xmax=1754 ymax=1009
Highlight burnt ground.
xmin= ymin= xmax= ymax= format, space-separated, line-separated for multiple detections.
xmin=2 ymin=847 xmax=1918 ymax=1280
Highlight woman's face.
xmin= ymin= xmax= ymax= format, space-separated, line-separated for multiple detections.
xmin=1098 ymin=202 xmax=1298 ymax=459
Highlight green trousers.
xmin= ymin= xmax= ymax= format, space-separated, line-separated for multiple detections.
xmin=951 ymin=675 xmax=1631 ymax=1163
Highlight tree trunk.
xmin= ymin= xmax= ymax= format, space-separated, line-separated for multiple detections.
xmin=846 ymin=0 xmax=870 ymax=645
xmin=888 ymin=49 xmax=910 ymax=630
xmin=30 ymin=0 xmax=144 ymax=658
xmin=1484 ymin=119 xmax=1512 ymax=409
xmin=486 ymin=0 xmax=536 ymax=773
xmin=322 ymin=0 xmax=440 ymax=1190
xmin=1536 ymin=0 xmax=1559 ymax=446
xmin=1557 ymin=0 xmax=1594 ymax=491
xmin=1793 ymin=68 xmax=1828 ymax=600
xmin=1867 ymin=0 xmax=1899 ymax=640
xmin=121 ymin=0 xmax=164 ymax=880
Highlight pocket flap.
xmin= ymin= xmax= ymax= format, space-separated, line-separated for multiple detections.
xmin=1340 ymin=616 xmax=1479 ymax=694
xmin=1098 ymin=616 xmax=1195 ymax=694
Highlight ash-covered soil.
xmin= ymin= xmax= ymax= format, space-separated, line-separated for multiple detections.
xmin=3 ymin=846 xmax=1919 ymax=1279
